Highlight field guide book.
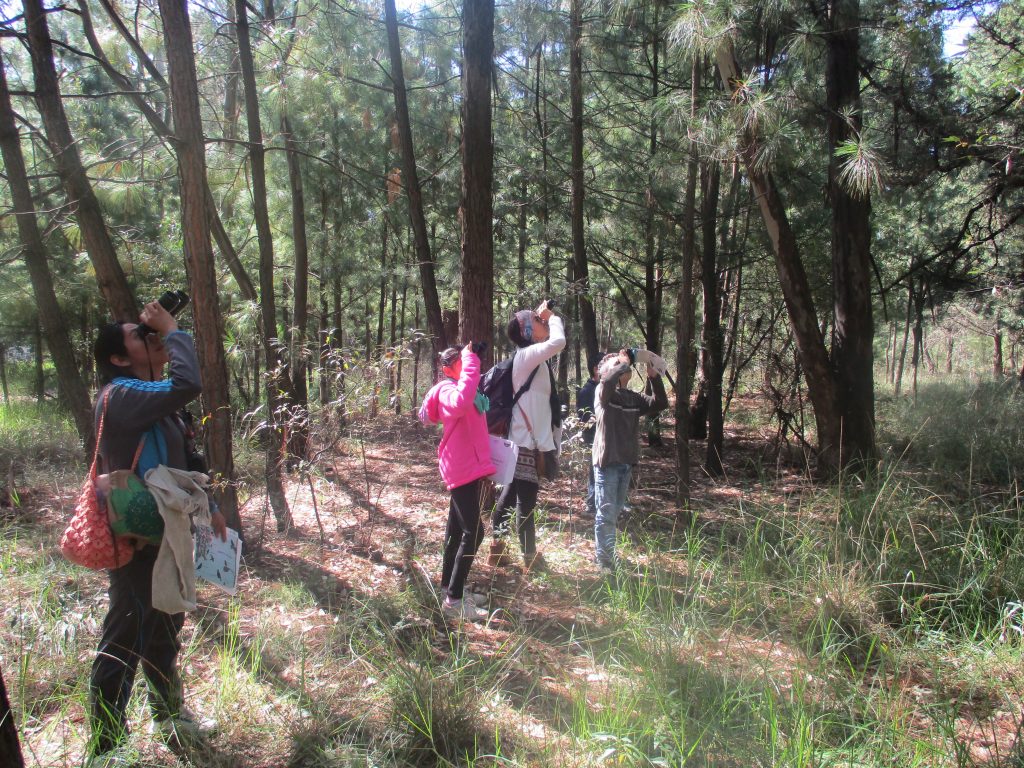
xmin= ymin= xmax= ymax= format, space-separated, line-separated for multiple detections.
xmin=194 ymin=525 xmax=242 ymax=595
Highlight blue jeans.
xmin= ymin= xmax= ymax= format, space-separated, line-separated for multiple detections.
xmin=585 ymin=459 xmax=595 ymax=514
xmin=594 ymin=462 xmax=632 ymax=568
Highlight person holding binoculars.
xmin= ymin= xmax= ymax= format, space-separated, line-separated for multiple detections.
xmin=86 ymin=298 xmax=225 ymax=766
xmin=419 ymin=342 xmax=495 ymax=621
xmin=489 ymin=299 xmax=565 ymax=572
xmin=592 ymin=347 xmax=669 ymax=577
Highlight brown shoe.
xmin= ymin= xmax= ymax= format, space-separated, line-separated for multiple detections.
xmin=488 ymin=539 xmax=513 ymax=567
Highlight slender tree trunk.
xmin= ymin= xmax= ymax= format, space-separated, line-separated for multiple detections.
xmin=534 ymin=43 xmax=552 ymax=302
xmin=157 ymin=0 xmax=240 ymax=532
xmin=384 ymin=0 xmax=447 ymax=355
xmin=674 ymin=57 xmax=701 ymax=510
xmin=569 ymin=0 xmax=599 ymax=366
xmin=895 ymin=284 xmax=912 ymax=396
xmin=282 ymin=114 xmax=309 ymax=462
xmin=0 ymin=664 xmax=24 ymax=768
xmin=0 ymin=58 xmax=93 ymax=446
xmin=0 ymin=345 xmax=8 ymax=404
xmin=715 ymin=43 xmax=843 ymax=468
xmin=701 ymin=162 xmax=724 ymax=476
xmin=235 ymin=0 xmax=290 ymax=529
xmin=76 ymin=0 xmax=257 ymax=302
xmin=947 ymin=333 xmax=955 ymax=374
xmin=458 ymin=0 xmax=495 ymax=358
xmin=993 ymin=330 xmax=1004 ymax=378
xmin=22 ymin=0 xmax=137 ymax=322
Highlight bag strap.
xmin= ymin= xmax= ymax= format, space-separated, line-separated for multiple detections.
xmin=510 ymin=354 xmax=541 ymax=409
xmin=93 ymin=385 xmax=149 ymax=476
xmin=89 ymin=389 xmax=112 ymax=480
xmin=130 ymin=432 xmax=148 ymax=473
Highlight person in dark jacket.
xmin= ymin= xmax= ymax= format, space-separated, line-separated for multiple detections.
xmin=86 ymin=300 xmax=225 ymax=767
xmin=575 ymin=359 xmax=599 ymax=515
xmin=592 ymin=348 xmax=668 ymax=575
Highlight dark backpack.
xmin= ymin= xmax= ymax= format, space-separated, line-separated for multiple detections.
xmin=480 ymin=355 xmax=540 ymax=436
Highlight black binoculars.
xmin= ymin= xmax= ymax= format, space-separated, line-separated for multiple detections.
xmin=136 ymin=290 xmax=190 ymax=337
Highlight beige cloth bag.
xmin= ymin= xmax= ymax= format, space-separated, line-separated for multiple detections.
xmin=144 ymin=465 xmax=210 ymax=614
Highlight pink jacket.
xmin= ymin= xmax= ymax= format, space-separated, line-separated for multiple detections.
xmin=418 ymin=347 xmax=496 ymax=490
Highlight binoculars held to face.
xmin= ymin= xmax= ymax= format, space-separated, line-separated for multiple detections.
xmin=136 ymin=290 xmax=190 ymax=337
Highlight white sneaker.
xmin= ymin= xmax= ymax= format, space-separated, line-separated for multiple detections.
xmin=152 ymin=708 xmax=217 ymax=746
xmin=442 ymin=598 xmax=488 ymax=622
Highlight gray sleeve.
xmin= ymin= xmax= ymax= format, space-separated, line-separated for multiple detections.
xmin=104 ymin=331 xmax=203 ymax=433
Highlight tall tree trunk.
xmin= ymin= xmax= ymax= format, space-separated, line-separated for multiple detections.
xmin=700 ymin=162 xmax=724 ymax=476
xmin=235 ymin=0 xmax=290 ymax=529
xmin=824 ymin=0 xmax=876 ymax=468
xmin=0 ymin=664 xmax=24 ymax=768
xmin=384 ymin=0 xmax=447 ymax=355
xmin=458 ymin=0 xmax=495 ymax=358
xmin=674 ymin=57 xmax=701 ymax=509
xmin=282 ymin=114 xmax=309 ymax=462
xmin=0 ymin=344 xmax=8 ymax=404
xmin=157 ymin=0 xmax=241 ymax=532
xmin=0 ymin=57 xmax=93 ymax=446
xmin=993 ymin=330 xmax=1004 ymax=379
xmin=76 ymin=0 xmax=257 ymax=302
xmin=715 ymin=42 xmax=843 ymax=469
xmin=534 ymin=43 xmax=553 ymax=302
xmin=22 ymin=0 xmax=137 ymax=322
xmin=569 ymin=0 xmax=599 ymax=366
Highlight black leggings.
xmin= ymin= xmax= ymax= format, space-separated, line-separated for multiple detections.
xmin=441 ymin=479 xmax=486 ymax=601
xmin=90 ymin=545 xmax=184 ymax=754
xmin=491 ymin=478 xmax=540 ymax=556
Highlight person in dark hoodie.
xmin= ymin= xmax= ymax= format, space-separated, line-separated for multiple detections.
xmin=86 ymin=300 xmax=225 ymax=767
xmin=592 ymin=348 xmax=668 ymax=576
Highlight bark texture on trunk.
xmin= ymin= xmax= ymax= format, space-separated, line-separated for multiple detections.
xmin=715 ymin=43 xmax=842 ymax=467
xmin=0 ymin=57 xmax=93 ymax=449
xmin=674 ymin=57 xmax=701 ymax=509
xmin=700 ymin=162 xmax=724 ymax=476
xmin=458 ymin=0 xmax=495 ymax=357
xmin=0 ymin=664 xmax=24 ymax=768
xmin=235 ymin=0 xmax=291 ymax=528
xmin=23 ymin=0 xmax=137 ymax=322
xmin=569 ymin=0 xmax=599 ymax=366
xmin=158 ymin=0 xmax=240 ymax=531
xmin=825 ymin=0 xmax=876 ymax=468
xmin=384 ymin=0 xmax=448 ymax=355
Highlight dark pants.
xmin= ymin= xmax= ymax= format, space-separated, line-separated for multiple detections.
xmin=89 ymin=546 xmax=184 ymax=754
xmin=441 ymin=479 xmax=485 ymax=601
xmin=491 ymin=479 xmax=540 ymax=556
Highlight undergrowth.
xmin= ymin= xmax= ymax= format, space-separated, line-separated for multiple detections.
xmin=2 ymin=379 xmax=1024 ymax=767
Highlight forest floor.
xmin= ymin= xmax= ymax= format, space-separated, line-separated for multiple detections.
xmin=3 ymin=396 xmax=1023 ymax=767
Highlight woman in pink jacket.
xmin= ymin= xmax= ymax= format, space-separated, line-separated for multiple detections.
xmin=419 ymin=344 xmax=495 ymax=621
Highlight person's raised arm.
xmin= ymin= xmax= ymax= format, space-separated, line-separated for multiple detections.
xmin=437 ymin=344 xmax=482 ymax=416
xmin=516 ymin=306 xmax=566 ymax=374
xmin=106 ymin=302 xmax=203 ymax=431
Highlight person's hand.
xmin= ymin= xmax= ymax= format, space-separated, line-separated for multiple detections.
xmin=140 ymin=300 xmax=178 ymax=337
xmin=462 ymin=342 xmax=474 ymax=356
xmin=647 ymin=352 xmax=668 ymax=375
xmin=618 ymin=348 xmax=632 ymax=365
xmin=535 ymin=300 xmax=554 ymax=322
xmin=211 ymin=510 xmax=228 ymax=541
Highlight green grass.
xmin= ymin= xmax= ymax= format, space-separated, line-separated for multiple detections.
xmin=4 ymin=376 xmax=1024 ymax=767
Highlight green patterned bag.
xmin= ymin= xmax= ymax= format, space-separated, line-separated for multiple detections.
xmin=96 ymin=434 xmax=163 ymax=545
